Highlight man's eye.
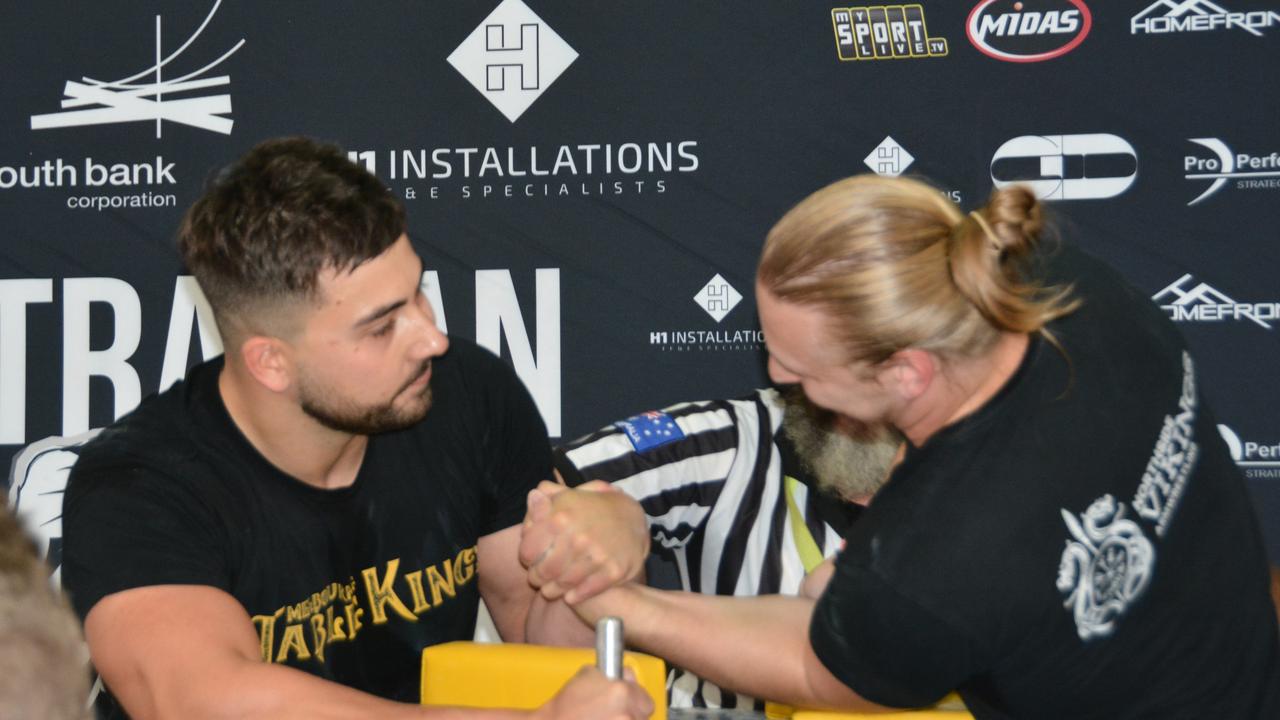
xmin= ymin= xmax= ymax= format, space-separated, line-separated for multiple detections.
xmin=371 ymin=321 xmax=394 ymax=338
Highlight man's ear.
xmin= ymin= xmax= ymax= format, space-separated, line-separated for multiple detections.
xmin=239 ymin=335 xmax=294 ymax=393
xmin=880 ymin=348 xmax=935 ymax=401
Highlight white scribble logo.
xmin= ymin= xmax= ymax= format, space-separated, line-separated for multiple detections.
xmin=30 ymin=0 xmax=244 ymax=137
xmin=448 ymin=0 xmax=578 ymax=122
xmin=1057 ymin=494 xmax=1155 ymax=640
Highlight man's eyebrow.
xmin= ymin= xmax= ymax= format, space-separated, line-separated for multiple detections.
xmin=354 ymin=299 xmax=407 ymax=328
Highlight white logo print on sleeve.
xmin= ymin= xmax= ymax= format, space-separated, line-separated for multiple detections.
xmin=1056 ymin=494 xmax=1155 ymax=640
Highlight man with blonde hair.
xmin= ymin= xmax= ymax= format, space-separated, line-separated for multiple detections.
xmin=539 ymin=175 xmax=1280 ymax=718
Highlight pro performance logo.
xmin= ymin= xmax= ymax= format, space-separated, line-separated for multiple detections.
xmin=831 ymin=5 xmax=948 ymax=60
xmin=1184 ymin=138 xmax=1280 ymax=205
xmin=1153 ymin=274 xmax=1279 ymax=329
xmin=448 ymin=0 xmax=578 ymax=122
xmin=967 ymin=0 xmax=1091 ymax=62
xmin=1132 ymin=1 xmax=1280 ymax=36
xmin=649 ymin=274 xmax=763 ymax=352
xmin=29 ymin=0 xmax=243 ymax=137
xmin=1218 ymin=425 xmax=1280 ymax=478
xmin=990 ymin=134 xmax=1137 ymax=200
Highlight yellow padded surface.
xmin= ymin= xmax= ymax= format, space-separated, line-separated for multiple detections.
xmin=420 ymin=641 xmax=667 ymax=718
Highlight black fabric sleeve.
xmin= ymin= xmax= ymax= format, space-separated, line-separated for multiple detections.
xmin=551 ymin=446 xmax=589 ymax=487
xmin=472 ymin=346 xmax=553 ymax=536
xmin=61 ymin=460 xmax=230 ymax=620
xmin=810 ymin=557 xmax=983 ymax=708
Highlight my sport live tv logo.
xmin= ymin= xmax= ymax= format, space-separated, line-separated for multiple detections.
xmin=967 ymin=0 xmax=1091 ymax=62
xmin=1218 ymin=425 xmax=1280 ymax=478
xmin=29 ymin=1 xmax=242 ymax=137
xmin=1183 ymin=138 xmax=1280 ymax=205
xmin=1153 ymin=274 xmax=1280 ymax=330
xmin=1132 ymin=1 xmax=1280 ymax=36
xmin=830 ymin=5 xmax=948 ymax=60
xmin=990 ymin=133 xmax=1137 ymax=200
xmin=448 ymin=0 xmax=578 ymax=122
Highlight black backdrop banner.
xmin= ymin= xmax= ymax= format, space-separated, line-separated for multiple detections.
xmin=2 ymin=1 xmax=1278 ymax=557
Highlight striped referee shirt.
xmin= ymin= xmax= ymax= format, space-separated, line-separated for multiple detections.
xmin=553 ymin=388 xmax=862 ymax=710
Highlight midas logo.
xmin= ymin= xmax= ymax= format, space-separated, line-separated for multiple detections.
xmin=967 ymin=0 xmax=1091 ymax=62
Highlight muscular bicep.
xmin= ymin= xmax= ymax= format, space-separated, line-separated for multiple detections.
xmin=84 ymin=585 xmax=263 ymax=719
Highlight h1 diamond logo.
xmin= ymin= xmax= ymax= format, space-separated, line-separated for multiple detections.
xmin=694 ymin=274 xmax=742 ymax=323
xmin=864 ymin=136 xmax=914 ymax=177
xmin=447 ymin=0 xmax=578 ymax=122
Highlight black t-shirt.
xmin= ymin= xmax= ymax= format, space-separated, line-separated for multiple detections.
xmin=810 ymin=244 xmax=1280 ymax=718
xmin=63 ymin=338 xmax=550 ymax=713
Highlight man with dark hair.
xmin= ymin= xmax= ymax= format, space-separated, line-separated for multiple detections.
xmin=61 ymin=137 xmax=652 ymax=720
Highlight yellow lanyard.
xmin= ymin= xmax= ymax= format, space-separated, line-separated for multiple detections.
xmin=783 ymin=475 xmax=824 ymax=573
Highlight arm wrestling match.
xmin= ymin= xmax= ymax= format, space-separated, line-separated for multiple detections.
xmin=20 ymin=138 xmax=1274 ymax=719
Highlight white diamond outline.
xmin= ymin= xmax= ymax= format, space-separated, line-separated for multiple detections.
xmin=864 ymin=135 xmax=915 ymax=177
xmin=693 ymin=273 xmax=743 ymax=324
xmin=447 ymin=0 xmax=578 ymax=122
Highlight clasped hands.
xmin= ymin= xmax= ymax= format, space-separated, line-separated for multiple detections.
xmin=518 ymin=479 xmax=650 ymax=606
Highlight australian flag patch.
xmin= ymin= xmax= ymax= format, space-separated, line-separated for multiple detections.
xmin=615 ymin=410 xmax=685 ymax=452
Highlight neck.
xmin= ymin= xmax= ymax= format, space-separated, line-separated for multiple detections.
xmin=895 ymin=332 xmax=1030 ymax=447
xmin=218 ymin=362 xmax=368 ymax=489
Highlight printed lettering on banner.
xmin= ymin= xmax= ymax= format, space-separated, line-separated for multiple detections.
xmin=990 ymin=133 xmax=1137 ymax=201
xmin=648 ymin=273 xmax=763 ymax=353
xmin=863 ymin=137 xmax=963 ymax=202
xmin=447 ymin=0 xmax=578 ymax=122
xmin=1183 ymin=138 xmax=1280 ymax=205
xmin=1218 ymin=425 xmax=1280 ymax=479
xmin=967 ymin=0 xmax=1091 ymax=62
xmin=831 ymin=5 xmax=948 ymax=60
xmin=1131 ymin=0 xmax=1280 ymax=36
xmin=1153 ymin=274 xmax=1280 ymax=330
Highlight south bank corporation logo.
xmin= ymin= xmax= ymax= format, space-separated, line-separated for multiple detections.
xmin=1132 ymin=0 xmax=1280 ymax=36
xmin=448 ymin=0 xmax=578 ymax=122
xmin=1183 ymin=138 xmax=1280 ymax=205
xmin=967 ymin=0 xmax=1091 ymax=62
xmin=990 ymin=133 xmax=1137 ymax=200
xmin=831 ymin=5 xmax=948 ymax=60
xmin=29 ymin=0 xmax=243 ymax=137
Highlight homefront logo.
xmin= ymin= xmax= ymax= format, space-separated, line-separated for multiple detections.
xmin=865 ymin=136 xmax=914 ymax=177
xmin=448 ymin=0 xmax=578 ymax=122
xmin=29 ymin=0 xmax=243 ymax=138
xmin=1153 ymin=274 xmax=1280 ymax=330
xmin=1132 ymin=0 xmax=1280 ymax=36
xmin=1184 ymin=138 xmax=1280 ymax=205
xmin=990 ymin=133 xmax=1137 ymax=200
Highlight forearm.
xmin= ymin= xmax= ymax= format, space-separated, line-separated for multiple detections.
xmin=591 ymin=585 xmax=881 ymax=711
xmin=526 ymin=592 xmax=596 ymax=647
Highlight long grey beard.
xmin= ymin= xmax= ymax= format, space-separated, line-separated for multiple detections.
xmin=780 ymin=387 xmax=902 ymax=502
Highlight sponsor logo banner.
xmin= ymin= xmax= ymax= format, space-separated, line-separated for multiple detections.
xmin=1183 ymin=138 xmax=1280 ymax=205
xmin=648 ymin=274 xmax=763 ymax=352
xmin=831 ymin=5 xmax=948 ymax=60
xmin=990 ymin=133 xmax=1136 ymax=200
xmin=1153 ymin=274 xmax=1279 ymax=330
xmin=1219 ymin=425 xmax=1280 ymax=478
xmin=967 ymin=0 xmax=1091 ymax=62
xmin=1132 ymin=1 xmax=1280 ymax=36
xmin=30 ymin=0 xmax=243 ymax=137
xmin=448 ymin=0 xmax=578 ymax=122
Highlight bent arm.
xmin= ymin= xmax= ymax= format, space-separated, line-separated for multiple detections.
xmin=84 ymin=585 xmax=529 ymax=720
xmin=575 ymin=584 xmax=890 ymax=712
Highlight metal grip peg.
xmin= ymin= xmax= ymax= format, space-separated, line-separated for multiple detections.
xmin=595 ymin=616 xmax=624 ymax=680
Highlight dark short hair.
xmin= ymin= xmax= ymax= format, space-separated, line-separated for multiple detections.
xmin=179 ymin=137 xmax=406 ymax=334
